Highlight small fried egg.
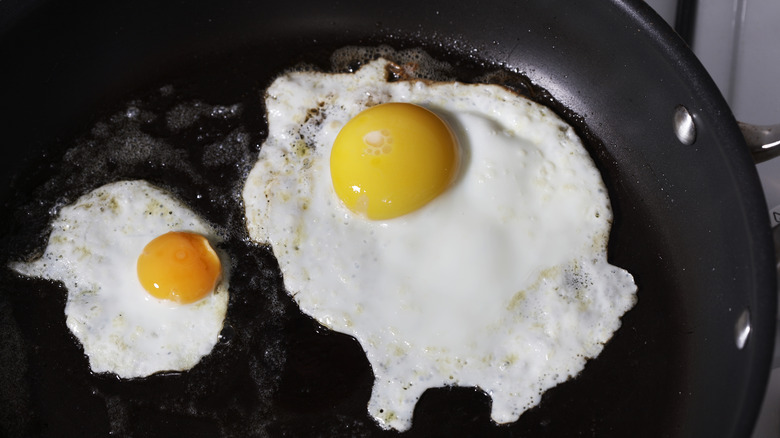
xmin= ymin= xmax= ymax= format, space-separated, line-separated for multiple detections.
xmin=10 ymin=180 xmax=229 ymax=379
xmin=243 ymin=58 xmax=637 ymax=430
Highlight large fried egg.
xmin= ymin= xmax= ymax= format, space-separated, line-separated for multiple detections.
xmin=243 ymin=58 xmax=637 ymax=430
xmin=10 ymin=180 xmax=229 ymax=379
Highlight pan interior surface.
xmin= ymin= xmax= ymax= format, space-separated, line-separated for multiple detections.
xmin=0 ymin=1 xmax=775 ymax=437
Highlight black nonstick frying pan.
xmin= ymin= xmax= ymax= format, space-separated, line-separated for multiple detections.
xmin=0 ymin=0 xmax=776 ymax=437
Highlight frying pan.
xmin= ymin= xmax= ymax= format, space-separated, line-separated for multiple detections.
xmin=0 ymin=0 xmax=775 ymax=437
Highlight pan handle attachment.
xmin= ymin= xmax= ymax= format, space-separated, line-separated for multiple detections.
xmin=739 ymin=122 xmax=780 ymax=163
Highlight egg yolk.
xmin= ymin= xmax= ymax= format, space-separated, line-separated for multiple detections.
xmin=136 ymin=231 xmax=221 ymax=304
xmin=330 ymin=102 xmax=459 ymax=220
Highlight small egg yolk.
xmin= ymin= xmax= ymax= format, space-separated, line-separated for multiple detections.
xmin=136 ymin=231 xmax=221 ymax=304
xmin=330 ymin=102 xmax=459 ymax=220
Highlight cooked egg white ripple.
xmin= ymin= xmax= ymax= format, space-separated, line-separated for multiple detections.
xmin=243 ymin=59 xmax=637 ymax=431
xmin=11 ymin=180 xmax=229 ymax=379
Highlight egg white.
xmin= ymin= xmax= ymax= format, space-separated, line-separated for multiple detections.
xmin=243 ymin=59 xmax=637 ymax=430
xmin=11 ymin=180 xmax=229 ymax=379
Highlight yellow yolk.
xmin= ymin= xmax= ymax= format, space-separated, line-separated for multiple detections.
xmin=330 ymin=102 xmax=459 ymax=220
xmin=136 ymin=231 xmax=221 ymax=304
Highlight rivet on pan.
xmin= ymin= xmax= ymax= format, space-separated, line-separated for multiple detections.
xmin=673 ymin=105 xmax=696 ymax=145
xmin=735 ymin=309 xmax=751 ymax=350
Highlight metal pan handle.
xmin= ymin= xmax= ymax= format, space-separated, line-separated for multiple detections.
xmin=740 ymin=122 xmax=780 ymax=163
